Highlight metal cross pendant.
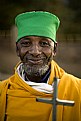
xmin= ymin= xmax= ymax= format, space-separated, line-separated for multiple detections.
xmin=36 ymin=77 xmax=75 ymax=121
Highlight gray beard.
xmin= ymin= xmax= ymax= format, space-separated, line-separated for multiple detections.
xmin=22 ymin=64 xmax=49 ymax=77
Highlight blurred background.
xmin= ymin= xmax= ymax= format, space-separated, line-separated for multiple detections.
xmin=0 ymin=0 xmax=81 ymax=80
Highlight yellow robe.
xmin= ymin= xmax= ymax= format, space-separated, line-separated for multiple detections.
xmin=0 ymin=60 xmax=81 ymax=121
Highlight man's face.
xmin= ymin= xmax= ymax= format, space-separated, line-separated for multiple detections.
xmin=16 ymin=36 xmax=55 ymax=77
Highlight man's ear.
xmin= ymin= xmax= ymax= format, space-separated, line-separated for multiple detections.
xmin=16 ymin=43 xmax=20 ymax=56
xmin=53 ymin=43 xmax=58 ymax=56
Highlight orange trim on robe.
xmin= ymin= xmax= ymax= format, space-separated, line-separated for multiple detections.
xmin=0 ymin=60 xmax=81 ymax=121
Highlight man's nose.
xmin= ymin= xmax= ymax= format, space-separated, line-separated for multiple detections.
xmin=29 ymin=45 xmax=41 ymax=56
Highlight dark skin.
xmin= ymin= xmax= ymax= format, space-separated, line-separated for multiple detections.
xmin=16 ymin=36 xmax=57 ymax=82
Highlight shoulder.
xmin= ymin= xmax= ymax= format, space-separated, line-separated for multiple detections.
xmin=61 ymin=72 xmax=81 ymax=82
xmin=65 ymin=73 xmax=81 ymax=84
xmin=0 ymin=79 xmax=8 ymax=87
xmin=60 ymin=72 xmax=81 ymax=93
xmin=0 ymin=80 xmax=9 ymax=94
xmin=0 ymin=75 xmax=15 ymax=94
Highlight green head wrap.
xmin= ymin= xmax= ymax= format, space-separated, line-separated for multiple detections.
xmin=15 ymin=11 xmax=60 ymax=43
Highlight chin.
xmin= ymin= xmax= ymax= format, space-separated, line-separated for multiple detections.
xmin=22 ymin=64 xmax=49 ymax=77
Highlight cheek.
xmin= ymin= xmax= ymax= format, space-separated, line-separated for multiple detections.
xmin=19 ymin=48 xmax=28 ymax=60
xmin=43 ymin=48 xmax=53 ymax=58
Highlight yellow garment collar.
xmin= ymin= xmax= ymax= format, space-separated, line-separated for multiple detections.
xmin=14 ymin=60 xmax=65 ymax=85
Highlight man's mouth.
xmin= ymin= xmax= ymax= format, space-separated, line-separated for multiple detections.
xmin=28 ymin=59 xmax=43 ymax=65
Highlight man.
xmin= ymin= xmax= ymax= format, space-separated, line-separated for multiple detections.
xmin=0 ymin=11 xmax=81 ymax=121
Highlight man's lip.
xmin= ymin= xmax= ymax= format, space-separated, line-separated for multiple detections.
xmin=28 ymin=59 xmax=43 ymax=64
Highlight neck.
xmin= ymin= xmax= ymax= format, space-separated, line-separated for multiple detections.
xmin=25 ymin=74 xmax=42 ymax=83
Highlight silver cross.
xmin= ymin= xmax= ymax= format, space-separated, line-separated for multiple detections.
xmin=36 ymin=77 xmax=75 ymax=121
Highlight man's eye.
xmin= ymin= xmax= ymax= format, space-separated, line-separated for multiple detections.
xmin=21 ymin=42 xmax=31 ymax=47
xmin=40 ymin=41 xmax=50 ymax=46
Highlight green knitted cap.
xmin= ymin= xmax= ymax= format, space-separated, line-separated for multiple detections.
xmin=15 ymin=11 xmax=60 ymax=43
